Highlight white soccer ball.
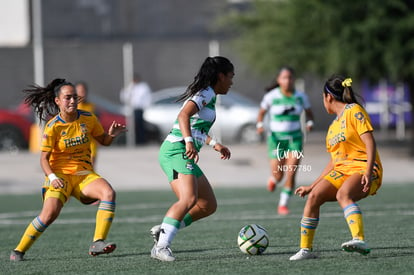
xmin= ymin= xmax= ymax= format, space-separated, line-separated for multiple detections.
xmin=237 ymin=224 xmax=269 ymax=255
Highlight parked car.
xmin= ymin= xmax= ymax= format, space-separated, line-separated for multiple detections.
xmin=144 ymin=86 xmax=263 ymax=144
xmin=0 ymin=95 xmax=159 ymax=152
xmin=0 ymin=108 xmax=32 ymax=151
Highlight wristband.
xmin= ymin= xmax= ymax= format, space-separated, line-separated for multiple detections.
xmin=306 ymin=120 xmax=314 ymax=127
xmin=184 ymin=136 xmax=194 ymax=143
xmin=256 ymin=121 xmax=264 ymax=129
xmin=209 ymin=139 xmax=217 ymax=147
xmin=48 ymin=173 xmax=59 ymax=182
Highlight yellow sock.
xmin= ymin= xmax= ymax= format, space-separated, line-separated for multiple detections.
xmin=343 ymin=203 xmax=364 ymax=240
xmin=300 ymin=217 xmax=319 ymax=249
xmin=93 ymin=201 xmax=115 ymax=241
xmin=15 ymin=217 xmax=48 ymax=252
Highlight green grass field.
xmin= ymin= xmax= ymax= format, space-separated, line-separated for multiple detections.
xmin=1 ymin=184 xmax=414 ymax=274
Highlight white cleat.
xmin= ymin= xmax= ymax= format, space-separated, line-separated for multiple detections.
xmin=341 ymin=239 xmax=370 ymax=255
xmin=151 ymin=244 xmax=176 ymax=262
xmin=289 ymin=248 xmax=317 ymax=261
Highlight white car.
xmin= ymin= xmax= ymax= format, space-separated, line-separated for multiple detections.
xmin=144 ymin=86 xmax=263 ymax=144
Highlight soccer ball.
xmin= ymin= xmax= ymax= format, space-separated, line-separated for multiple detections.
xmin=237 ymin=224 xmax=269 ymax=255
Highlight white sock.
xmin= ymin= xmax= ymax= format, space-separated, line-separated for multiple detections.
xmin=279 ymin=188 xmax=292 ymax=207
xmin=157 ymin=222 xmax=178 ymax=248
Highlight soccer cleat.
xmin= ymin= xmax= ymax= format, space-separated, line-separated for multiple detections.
xmin=341 ymin=238 xmax=370 ymax=255
xmin=151 ymin=244 xmax=175 ymax=262
xmin=150 ymin=224 xmax=161 ymax=244
xmin=289 ymin=248 xmax=317 ymax=260
xmin=278 ymin=205 xmax=290 ymax=215
xmin=267 ymin=177 xmax=276 ymax=192
xmin=88 ymin=240 xmax=116 ymax=256
xmin=10 ymin=250 xmax=25 ymax=261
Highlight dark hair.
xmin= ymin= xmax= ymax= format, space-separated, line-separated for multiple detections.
xmin=265 ymin=66 xmax=295 ymax=92
xmin=176 ymin=56 xmax=234 ymax=102
xmin=23 ymin=78 xmax=75 ymax=122
xmin=323 ymin=75 xmax=362 ymax=105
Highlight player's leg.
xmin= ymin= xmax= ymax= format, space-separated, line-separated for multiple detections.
xmin=267 ymin=136 xmax=284 ymax=192
xmin=187 ymin=174 xmax=217 ymax=222
xmin=278 ymin=153 xmax=301 ymax=215
xmin=153 ymin=173 xmax=197 ymax=261
xmin=11 ymin=197 xmax=63 ymax=261
xmin=336 ymin=173 xmax=371 ymax=255
xmin=290 ymin=179 xmax=337 ymax=260
xmin=80 ymin=177 xmax=116 ymax=256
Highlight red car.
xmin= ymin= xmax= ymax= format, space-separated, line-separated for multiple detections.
xmin=0 ymin=108 xmax=32 ymax=151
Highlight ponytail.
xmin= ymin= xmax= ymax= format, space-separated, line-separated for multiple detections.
xmin=177 ymin=56 xmax=234 ymax=102
xmin=23 ymin=78 xmax=74 ymax=122
xmin=324 ymin=75 xmax=362 ymax=105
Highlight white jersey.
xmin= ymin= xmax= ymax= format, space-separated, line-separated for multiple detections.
xmin=260 ymin=87 xmax=311 ymax=133
xmin=166 ymin=86 xmax=216 ymax=151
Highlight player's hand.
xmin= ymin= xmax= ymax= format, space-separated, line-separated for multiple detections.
xmin=51 ymin=178 xmax=64 ymax=189
xmin=108 ymin=121 xmax=127 ymax=137
xmin=214 ymin=143 xmax=231 ymax=160
xmin=294 ymin=186 xmax=311 ymax=198
xmin=185 ymin=141 xmax=199 ymax=163
xmin=361 ymin=174 xmax=371 ymax=193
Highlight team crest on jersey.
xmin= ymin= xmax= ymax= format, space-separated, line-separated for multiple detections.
xmin=61 ymin=130 xmax=67 ymax=136
xmin=354 ymin=112 xmax=365 ymax=121
xmin=185 ymin=161 xmax=194 ymax=170
xmin=80 ymin=123 xmax=88 ymax=133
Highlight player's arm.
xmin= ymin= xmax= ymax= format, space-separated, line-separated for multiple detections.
xmin=256 ymin=108 xmax=267 ymax=134
xmin=304 ymin=108 xmax=315 ymax=131
xmin=94 ymin=121 xmax=127 ymax=146
xmin=360 ymin=131 xmax=376 ymax=192
xmin=206 ymin=136 xmax=231 ymax=160
xmin=40 ymin=150 xmax=64 ymax=188
xmin=178 ymin=100 xmax=199 ymax=161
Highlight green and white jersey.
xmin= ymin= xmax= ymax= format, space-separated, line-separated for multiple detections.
xmin=166 ymin=86 xmax=216 ymax=151
xmin=260 ymin=87 xmax=311 ymax=133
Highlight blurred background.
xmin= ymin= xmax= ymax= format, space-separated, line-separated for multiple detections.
xmin=0 ymin=0 xmax=412 ymax=152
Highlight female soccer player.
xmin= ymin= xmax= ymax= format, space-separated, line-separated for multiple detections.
xmin=150 ymin=56 xmax=233 ymax=261
xmin=10 ymin=78 xmax=126 ymax=261
xmin=289 ymin=75 xmax=383 ymax=260
xmin=256 ymin=67 xmax=314 ymax=215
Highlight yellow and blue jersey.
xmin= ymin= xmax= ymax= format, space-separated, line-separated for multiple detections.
xmin=41 ymin=110 xmax=104 ymax=174
xmin=326 ymin=103 xmax=382 ymax=175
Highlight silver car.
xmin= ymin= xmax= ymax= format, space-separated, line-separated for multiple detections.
xmin=144 ymin=86 xmax=263 ymax=144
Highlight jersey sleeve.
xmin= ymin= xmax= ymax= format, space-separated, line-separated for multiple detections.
xmin=190 ymin=89 xmax=215 ymax=110
xmin=90 ymin=114 xmax=105 ymax=138
xmin=41 ymin=122 xmax=56 ymax=152
xmin=350 ymin=105 xmax=374 ymax=135
xmin=260 ymin=93 xmax=271 ymax=110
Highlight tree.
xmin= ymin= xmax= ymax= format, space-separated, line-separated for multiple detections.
xmin=224 ymin=0 xmax=414 ymax=152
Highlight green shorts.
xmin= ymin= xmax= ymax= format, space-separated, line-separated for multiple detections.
xmin=267 ymin=130 xmax=303 ymax=159
xmin=158 ymin=140 xmax=203 ymax=183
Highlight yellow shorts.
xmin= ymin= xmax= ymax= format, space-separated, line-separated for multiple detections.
xmin=42 ymin=172 xmax=101 ymax=205
xmin=324 ymin=167 xmax=382 ymax=195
